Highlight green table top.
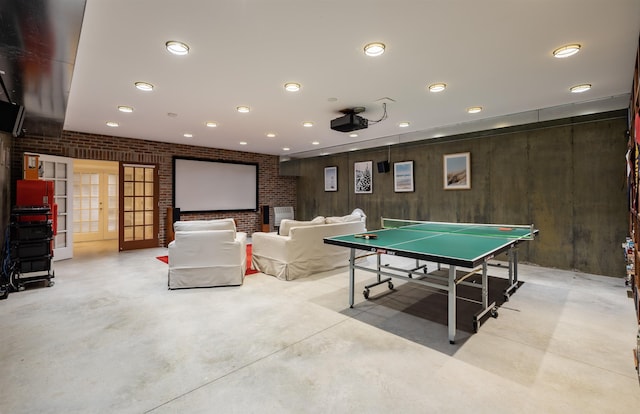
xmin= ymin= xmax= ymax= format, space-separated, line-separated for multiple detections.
xmin=324 ymin=221 xmax=536 ymax=268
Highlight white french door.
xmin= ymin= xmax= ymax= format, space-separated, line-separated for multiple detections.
xmin=37 ymin=154 xmax=74 ymax=261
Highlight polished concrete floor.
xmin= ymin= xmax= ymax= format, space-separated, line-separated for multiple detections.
xmin=1 ymin=244 xmax=639 ymax=413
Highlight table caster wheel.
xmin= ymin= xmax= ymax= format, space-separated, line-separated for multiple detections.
xmin=490 ymin=308 xmax=499 ymax=318
xmin=503 ymin=294 xmax=510 ymax=302
xmin=363 ymin=289 xmax=370 ymax=299
xmin=388 ymin=281 xmax=394 ymax=290
xmin=47 ymin=280 xmax=55 ymax=287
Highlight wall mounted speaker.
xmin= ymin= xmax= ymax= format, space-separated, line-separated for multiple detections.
xmin=172 ymin=207 xmax=181 ymax=223
xmin=0 ymin=101 xmax=25 ymax=137
xmin=261 ymin=205 xmax=270 ymax=224
xmin=377 ymin=161 xmax=390 ymax=173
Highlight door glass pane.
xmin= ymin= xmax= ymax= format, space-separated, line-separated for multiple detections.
xmin=124 ymin=182 xmax=133 ymax=196
xmin=55 ymin=232 xmax=66 ymax=247
xmin=124 ymin=227 xmax=133 ymax=241
xmin=55 ymin=181 xmax=66 ymax=196
xmin=56 ymin=162 xmax=67 ymax=178
xmin=43 ymin=161 xmax=55 ymax=178
xmin=124 ymin=167 xmax=134 ymax=181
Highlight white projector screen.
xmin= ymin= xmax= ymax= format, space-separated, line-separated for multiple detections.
xmin=173 ymin=157 xmax=259 ymax=212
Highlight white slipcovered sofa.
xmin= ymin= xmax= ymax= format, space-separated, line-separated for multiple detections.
xmin=251 ymin=213 xmax=366 ymax=281
xmin=168 ymin=218 xmax=247 ymax=289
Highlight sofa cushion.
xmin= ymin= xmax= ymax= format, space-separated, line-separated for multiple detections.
xmin=174 ymin=218 xmax=236 ymax=233
xmin=325 ymin=214 xmax=361 ymax=224
xmin=278 ymin=216 xmax=325 ymax=236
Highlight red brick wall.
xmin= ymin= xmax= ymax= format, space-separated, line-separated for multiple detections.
xmin=12 ymin=130 xmax=297 ymax=245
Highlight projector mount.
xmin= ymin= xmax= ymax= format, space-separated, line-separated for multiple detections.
xmin=338 ymin=103 xmax=388 ymax=124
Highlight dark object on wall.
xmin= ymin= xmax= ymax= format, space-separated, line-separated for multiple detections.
xmin=165 ymin=207 xmax=181 ymax=246
xmin=330 ymin=113 xmax=368 ymax=132
xmin=0 ymin=101 xmax=25 ymax=137
xmin=261 ymin=205 xmax=270 ymax=232
xmin=377 ymin=161 xmax=390 ymax=173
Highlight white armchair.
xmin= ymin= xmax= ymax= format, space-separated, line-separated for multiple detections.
xmin=168 ymin=218 xmax=247 ymax=289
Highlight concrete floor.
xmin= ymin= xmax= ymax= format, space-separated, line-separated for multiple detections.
xmin=1 ymin=245 xmax=639 ymax=413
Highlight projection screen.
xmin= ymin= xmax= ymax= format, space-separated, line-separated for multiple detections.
xmin=173 ymin=157 xmax=259 ymax=213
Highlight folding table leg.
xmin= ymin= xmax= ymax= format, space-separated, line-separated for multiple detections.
xmin=448 ymin=265 xmax=456 ymax=344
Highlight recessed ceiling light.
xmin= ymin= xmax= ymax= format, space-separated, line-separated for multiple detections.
xmin=239 ymin=141 xmax=247 ymax=145
xmin=166 ymin=41 xmax=189 ymax=56
xmin=570 ymin=83 xmax=592 ymax=93
xmin=312 ymin=141 xmax=319 ymax=145
xmin=283 ymin=147 xmax=290 ymax=151
xmin=206 ymin=122 xmax=217 ymax=127
xmin=398 ymin=122 xmax=410 ymax=128
xmin=106 ymin=121 xmax=119 ymax=127
xmin=364 ymin=42 xmax=385 ymax=57
xmin=266 ymin=133 xmax=276 ymax=138
xmin=467 ymin=106 xmax=483 ymax=114
xmin=135 ymin=81 xmax=154 ymax=91
xmin=284 ymin=82 xmax=301 ymax=92
xmin=118 ymin=105 xmax=134 ymax=113
xmin=553 ymin=44 xmax=581 ymax=58
xmin=349 ymin=133 xmax=358 ymax=138
xmin=236 ymin=106 xmax=250 ymax=113
xmin=303 ymin=121 xmax=314 ymax=127
xmin=183 ymin=133 xmax=193 ymax=138
xmin=428 ymin=83 xmax=447 ymax=92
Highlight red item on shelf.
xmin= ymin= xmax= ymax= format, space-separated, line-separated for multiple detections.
xmin=15 ymin=179 xmax=58 ymax=235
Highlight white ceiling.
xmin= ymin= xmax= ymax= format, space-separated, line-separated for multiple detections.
xmin=64 ymin=0 xmax=640 ymax=159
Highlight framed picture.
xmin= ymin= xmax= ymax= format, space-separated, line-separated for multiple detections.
xmin=324 ymin=166 xmax=337 ymax=191
xmin=354 ymin=161 xmax=373 ymax=194
xmin=394 ymin=161 xmax=414 ymax=192
xmin=443 ymin=152 xmax=471 ymax=190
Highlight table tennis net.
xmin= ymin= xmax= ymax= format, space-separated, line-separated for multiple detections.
xmin=380 ymin=218 xmax=536 ymax=240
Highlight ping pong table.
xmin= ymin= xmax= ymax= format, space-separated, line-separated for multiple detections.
xmin=323 ymin=218 xmax=538 ymax=344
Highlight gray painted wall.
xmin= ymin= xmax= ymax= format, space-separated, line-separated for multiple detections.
xmin=283 ymin=111 xmax=629 ymax=277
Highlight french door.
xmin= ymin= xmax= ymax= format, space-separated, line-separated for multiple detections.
xmin=73 ymin=160 xmax=118 ymax=242
xmin=119 ymin=163 xmax=159 ymax=250
xmin=37 ymin=154 xmax=73 ymax=260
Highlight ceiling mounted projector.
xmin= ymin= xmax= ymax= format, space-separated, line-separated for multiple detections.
xmin=330 ymin=108 xmax=368 ymax=132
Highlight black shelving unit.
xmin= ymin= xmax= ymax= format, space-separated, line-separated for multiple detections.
xmin=9 ymin=206 xmax=55 ymax=290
